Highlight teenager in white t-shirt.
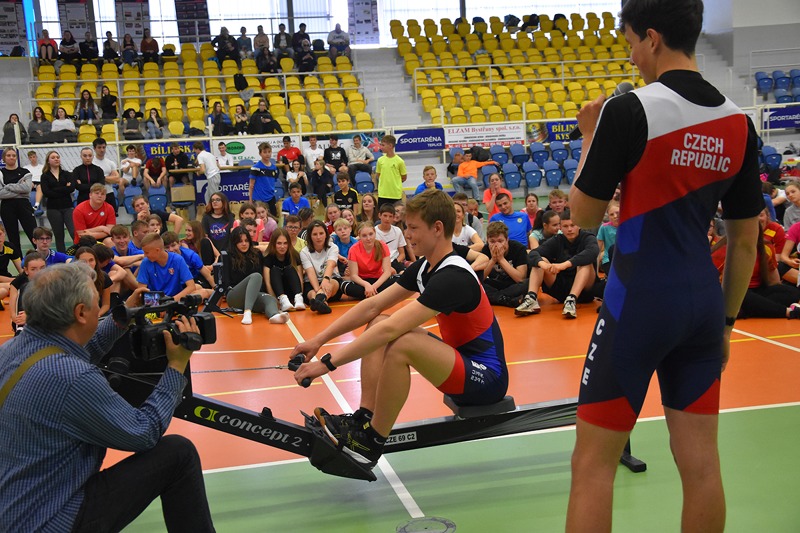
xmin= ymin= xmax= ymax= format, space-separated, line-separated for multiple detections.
xmin=303 ymin=135 xmax=325 ymax=173
xmin=24 ymin=151 xmax=44 ymax=214
xmin=374 ymin=203 xmax=406 ymax=271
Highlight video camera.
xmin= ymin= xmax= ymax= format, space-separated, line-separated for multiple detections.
xmin=111 ymin=293 xmax=217 ymax=361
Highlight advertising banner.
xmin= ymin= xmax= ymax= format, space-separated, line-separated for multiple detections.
xmin=763 ymin=105 xmax=800 ymax=130
xmin=394 ymin=127 xmax=445 ymax=152
xmin=444 ymin=123 xmax=525 ymax=148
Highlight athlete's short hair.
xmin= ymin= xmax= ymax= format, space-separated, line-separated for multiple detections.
xmin=549 ymin=189 xmax=567 ymax=200
xmin=486 ymin=221 xmax=509 ymax=239
xmin=405 ymin=189 xmax=456 ymax=238
xmin=620 ymin=0 xmax=703 ymax=57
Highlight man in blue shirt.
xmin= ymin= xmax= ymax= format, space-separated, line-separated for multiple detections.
xmin=281 ymin=182 xmax=311 ymax=219
xmin=163 ymin=231 xmax=215 ymax=295
xmin=489 ymin=193 xmax=532 ymax=247
xmin=137 ymin=233 xmax=196 ymax=301
xmin=249 ymin=142 xmax=279 ymax=216
xmin=0 ymin=262 xmax=214 ymax=532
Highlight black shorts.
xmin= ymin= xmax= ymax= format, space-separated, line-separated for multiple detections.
xmin=542 ymin=271 xmax=595 ymax=303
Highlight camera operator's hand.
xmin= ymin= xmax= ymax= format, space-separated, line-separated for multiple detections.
xmin=125 ymin=286 xmax=148 ymax=308
xmin=165 ymin=316 xmax=199 ymax=374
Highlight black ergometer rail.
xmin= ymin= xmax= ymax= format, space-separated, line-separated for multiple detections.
xmin=110 ymin=362 xmax=646 ymax=482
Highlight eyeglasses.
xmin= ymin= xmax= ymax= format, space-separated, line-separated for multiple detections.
xmin=211 ymin=198 xmax=222 ymax=203
xmin=285 ymin=226 xmax=300 ymax=230
xmin=36 ymin=236 xmax=52 ymax=241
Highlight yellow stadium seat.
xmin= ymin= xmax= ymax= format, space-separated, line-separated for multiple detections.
xmin=567 ymin=82 xmax=585 ymax=102
xmin=507 ymin=104 xmax=523 ymax=121
xmin=356 ymin=112 xmax=373 ymax=129
xmin=437 ymin=88 xmax=454 ymax=111
xmin=449 ymin=106 xmax=467 ymax=124
xmin=563 ymin=101 xmax=578 ymax=118
xmin=586 ymin=81 xmax=602 ymax=100
xmin=468 ymin=106 xmax=485 ymax=123
xmin=316 ymin=115 xmax=333 ymax=133
xmin=268 ymin=96 xmax=286 ymax=117
xmin=186 ymin=106 xmax=205 ymax=122
xmin=476 ymin=87 xmax=494 ymax=109
xmin=531 ymin=84 xmax=548 ymax=106
xmin=550 ymin=83 xmax=567 ymax=104
xmin=335 ymin=113 xmax=353 ymax=130
xmin=166 ymin=107 xmax=184 ymax=122
xmin=280 ymin=57 xmax=294 ymax=73
xmin=496 ymin=86 xmax=513 ymax=108
xmin=328 ymin=94 xmax=346 ymax=115
xmin=101 ymin=122 xmax=119 ymax=140
xmin=512 ymin=85 xmax=531 ymax=105
xmin=459 ymin=88 xmax=475 ymax=108
xmin=543 ymin=102 xmax=560 ymax=119
xmin=421 ymin=89 xmax=437 ymax=113
xmin=430 ymin=108 xmax=445 ymax=124
xmin=488 ymin=105 xmax=505 ymax=122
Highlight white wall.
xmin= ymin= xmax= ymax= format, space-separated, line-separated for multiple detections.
xmin=732 ymin=0 xmax=800 ymax=27
xmin=703 ymin=0 xmax=733 ymax=34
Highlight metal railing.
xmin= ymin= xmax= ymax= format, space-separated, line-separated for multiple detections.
xmin=749 ymin=47 xmax=800 ymax=77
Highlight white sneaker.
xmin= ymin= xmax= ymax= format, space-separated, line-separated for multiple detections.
xmin=293 ymin=294 xmax=306 ymax=310
xmin=269 ymin=312 xmax=290 ymax=324
xmin=279 ymin=294 xmax=293 ymax=312
xmin=241 ymin=310 xmax=253 ymax=325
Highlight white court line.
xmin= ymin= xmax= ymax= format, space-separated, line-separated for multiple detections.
xmin=198 ymin=339 xmax=352 ymax=355
xmin=284 ymin=319 xmax=425 ymax=519
xmin=202 ymin=401 xmax=800 ymax=474
xmin=733 ymin=327 xmax=800 ymax=353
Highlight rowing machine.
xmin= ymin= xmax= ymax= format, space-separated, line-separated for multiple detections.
xmin=110 ymin=360 xmax=646 ymax=481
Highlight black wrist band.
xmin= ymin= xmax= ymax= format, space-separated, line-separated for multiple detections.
xmin=320 ymin=353 xmax=336 ymax=371
xmin=725 ymin=316 xmax=736 ymax=327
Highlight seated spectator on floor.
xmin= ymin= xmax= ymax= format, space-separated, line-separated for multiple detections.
xmin=130 ymin=220 xmax=149 ymax=250
xmin=263 ymin=228 xmax=305 ymax=311
xmin=777 ymin=215 xmax=800 ymax=286
xmin=133 ymin=195 xmax=183 ymax=235
xmin=544 ymin=188 xmax=570 ymax=220
xmin=285 ymin=215 xmax=306 ymax=252
xmin=110 ymin=224 xmax=143 ymax=270
xmin=331 ymin=218 xmax=356 ymax=276
xmin=452 ymin=201 xmax=484 ymax=251
xmin=764 ymin=181 xmax=787 ymax=224
xmin=516 ymin=213 xmax=598 ymax=318
xmin=375 ymin=203 xmax=407 ymax=272
xmin=282 ymin=182 xmax=311 ymax=218
xmin=342 ymin=221 xmax=398 ymax=300
xmin=324 ymin=204 xmax=341 ymax=235
xmin=162 ymin=231 xmax=214 ymax=296
xmin=232 ymin=202 xmax=266 ymax=239
xmin=212 ymin=27 xmax=240 ymax=67
xmin=782 ymin=183 xmax=800 ymax=231
xmin=37 ymin=29 xmax=57 ymax=61
xmin=73 ymin=183 xmax=116 ymax=242
xmin=59 ymin=31 xmax=81 ymax=68
xmin=529 ymin=210 xmax=561 ymax=250
xmin=248 ymin=99 xmax=282 ymax=134
xmin=483 ymin=173 xmax=512 ymax=219
xmin=182 ymin=220 xmax=219 ymax=266
xmin=237 ymin=27 xmax=253 ymax=58
xmin=137 ymin=233 xmax=196 ymax=302
xmin=292 ymin=23 xmax=310 ymax=55
xmin=524 ymin=193 xmax=544 ymax=230
xmin=481 ymin=221 xmax=528 ymax=308
xmin=255 ymin=202 xmax=278 ymax=242
xmin=296 ymin=40 xmax=317 ymax=73
xmin=202 ymin=192 xmax=235 ymax=252
xmin=9 ymin=251 xmax=46 ymax=335
xmin=453 ymin=192 xmax=484 ymax=240
xmin=347 ymin=135 xmax=375 ymax=179
xmin=140 ymin=29 xmax=159 ymax=63
xmin=327 ymin=23 xmax=351 ymax=59
xmin=80 ymin=31 xmax=99 ymax=64
xmin=596 ymin=201 xmax=619 ymax=274
xmin=713 ymin=218 xmax=800 ymax=320
xmin=489 ymin=192 xmax=531 ymax=247
xmin=73 ymin=246 xmax=114 ymax=315
xmin=29 ymin=227 xmax=71 ymax=266
xmin=300 ymin=220 xmax=342 ymax=314
xmin=273 ymin=24 xmax=294 ymax=61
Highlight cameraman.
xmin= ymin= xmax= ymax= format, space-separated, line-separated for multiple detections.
xmin=0 ymin=263 xmax=214 ymax=532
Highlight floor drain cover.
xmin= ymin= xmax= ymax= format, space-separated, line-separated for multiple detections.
xmin=396 ymin=516 xmax=456 ymax=532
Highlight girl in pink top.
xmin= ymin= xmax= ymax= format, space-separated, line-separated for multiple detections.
xmin=482 ymin=173 xmax=511 ymax=218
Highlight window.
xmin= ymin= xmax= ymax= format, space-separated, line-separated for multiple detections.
xmin=149 ymin=0 xmax=180 ymax=48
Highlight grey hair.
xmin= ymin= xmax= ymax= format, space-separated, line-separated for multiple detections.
xmin=25 ymin=262 xmax=97 ymax=332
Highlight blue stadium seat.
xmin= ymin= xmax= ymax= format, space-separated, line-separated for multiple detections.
xmin=530 ymin=142 xmax=549 ymax=167
xmin=563 ymin=159 xmax=578 ymax=184
xmin=755 ymin=72 xmax=773 ymax=95
xmin=148 ymin=185 xmax=168 ymax=212
xmin=522 ymin=162 xmax=542 ymax=189
xmin=543 ymin=160 xmax=563 ymax=187
xmin=792 ymin=87 xmax=800 ymax=102
xmin=123 ymin=185 xmax=144 ymax=215
xmin=501 ymin=162 xmax=522 ymax=190
xmin=775 ymin=89 xmax=793 ymax=104
xmin=762 ymin=146 xmax=782 ymax=171
xmin=490 ymin=144 xmax=509 ymax=165
xmin=791 ymin=69 xmax=800 ymax=89
xmin=481 ymin=164 xmax=499 ymax=188
xmin=509 ymin=143 xmax=529 ymax=165
xmin=354 ymin=171 xmax=374 ymax=194
xmin=274 ymin=182 xmax=285 ymax=199
xmin=449 ymin=147 xmax=465 ymax=159
xmin=569 ymin=139 xmax=583 ymax=161
xmin=550 ymin=141 xmax=569 ymax=164
xmin=773 ymin=70 xmax=791 ymax=91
